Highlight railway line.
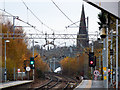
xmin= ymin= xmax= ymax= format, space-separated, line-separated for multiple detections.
xmin=33 ymin=73 xmax=81 ymax=90
xmin=34 ymin=74 xmax=59 ymax=90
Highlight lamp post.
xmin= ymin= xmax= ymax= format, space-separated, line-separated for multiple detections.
xmin=4 ymin=40 xmax=10 ymax=82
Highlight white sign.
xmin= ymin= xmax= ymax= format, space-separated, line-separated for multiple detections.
xmin=94 ymin=70 xmax=100 ymax=80
xmin=94 ymin=70 xmax=100 ymax=76
xmin=26 ymin=66 xmax=31 ymax=71
xmin=84 ymin=0 xmax=120 ymax=19
xmin=108 ymin=69 xmax=110 ymax=73
xmin=18 ymin=69 xmax=20 ymax=72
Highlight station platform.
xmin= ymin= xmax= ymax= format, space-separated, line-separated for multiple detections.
xmin=74 ymin=80 xmax=104 ymax=89
xmin=0 ymin=80 xmax=33 ymax=89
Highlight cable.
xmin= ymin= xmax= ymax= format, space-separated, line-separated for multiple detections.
xmin=3 ymin=0 xmax=5 ymax=11
xmin=27 ymin=6 xmax=29 ymax=23
xmin=21 ymin=0 xmax=56 ymax=32
xmin=0 ymin=9 xmax=13 ymax=17
xmin=66 ymin=21 xmax=80 ymax=28
xmin=51 ymin=0 xmax=78 ymax=27
xmin=50 ymin=0 xmax=83 ymax=47
xmin=16 ymin=17 xmax=44 ymax=34
xmin=0 ymin=8 xmax=43 ymax=34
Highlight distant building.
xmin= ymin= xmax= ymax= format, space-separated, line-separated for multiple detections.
xmin=77 ymin=4 xmax=89 ymax=51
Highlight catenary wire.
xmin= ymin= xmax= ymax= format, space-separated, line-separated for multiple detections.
xmin=21 ymin=0 xmax=58 ymax=32
xmin=51 ymin=0 xmax=78 ymax=27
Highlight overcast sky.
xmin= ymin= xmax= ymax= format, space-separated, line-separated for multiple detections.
xmin=0 ymin=0 xmax=100 ymax=47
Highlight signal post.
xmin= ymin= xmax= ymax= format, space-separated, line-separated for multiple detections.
xmin=89 ymin=41 xmax=96 ymax=80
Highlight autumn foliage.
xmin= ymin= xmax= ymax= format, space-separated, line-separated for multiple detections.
xmin=1 ymin=20 xmax=48 ymax=80
xmin=60 ymin=53 xmax=87 ymax=76
xmin=34 ymin=52 xmax=49 ymax=79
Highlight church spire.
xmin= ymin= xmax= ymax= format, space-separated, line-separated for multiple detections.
xmin=77 ymin=4 xmax=88 ymax=49
xmin=79 ymin=4 xmax=86 ymax=34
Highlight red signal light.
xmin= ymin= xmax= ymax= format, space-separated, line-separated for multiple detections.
xmin=90 ymin=61 xmax=93 ymax=64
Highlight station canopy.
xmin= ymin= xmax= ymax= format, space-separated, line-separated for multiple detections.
xmin=84 ymin=0 xmax=120 ymax=19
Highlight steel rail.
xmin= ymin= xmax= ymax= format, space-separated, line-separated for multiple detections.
xmin=34 ymin=74 xmax=60 ymax=90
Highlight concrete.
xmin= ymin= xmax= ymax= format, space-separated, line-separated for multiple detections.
xmin=75 ymin=80 xmax=92 ymax=89
xmin=0 ymin=80 xmax=33 ymax=89
xmin=74 ymin=80 xmax=104 ymax=89
xmin=91 ymin=80 xmax=104 ymax=88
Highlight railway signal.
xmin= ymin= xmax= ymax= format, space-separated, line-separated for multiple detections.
xmin=89 ymin=52 xmax=96 ymax=67
xmin=30 ymin=57 xmax=35 ymax=69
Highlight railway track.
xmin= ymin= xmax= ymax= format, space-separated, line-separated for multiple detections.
xmin=34 ymin=74 xmax=59 ymax=90
xmin=34 ymin=73 xmax=81 ymax=90
xmin=62 ymin=76 xmax=78 ymax=89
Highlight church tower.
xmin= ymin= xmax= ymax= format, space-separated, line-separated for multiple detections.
xmin=77 ymin=4 xmax=88 ymax=50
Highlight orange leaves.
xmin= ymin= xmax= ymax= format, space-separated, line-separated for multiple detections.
xmin=2 ymin=21 xmax=30 ymax=73
xmin=33 ymin=51 xmax=48 ymax=72
xmin=35 ymin=57 xmax=48 ymax=72
xmin=60 ymin=54 xmax=86 ymax=75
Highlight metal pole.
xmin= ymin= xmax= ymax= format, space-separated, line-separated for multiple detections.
xmin=50 ymin=60 xmax=51 ymax=72
xmin=28 ymin=71 xmax=29 ymax=80
xmin=87 ymin=17 xmax=89 ymax=40
xmin=106 ymin=27 xmax=108 ymax=88
xmin=102 ymin=38 xmax=106 ymax=88
xmin=16 ymin=68 xmax=17 ymax=80
xmin=110 ymin=30 xmax=113 ymax=85
xmin=22 ymin=68 xmax=23 ymax=80
xmin=91 ymin=67 xmax=92 ymax=75
xmin=53 ymin=58 xmax=55 ymax=72
xmin=116 ymin=19 xmax=118 ymax=89
xmin=91 ymin=41 xmax=93 ymax=52
xmin=4 ymin=41 xmax=6 ymax=82
xmin=91 ymin=41 xmax=94 ymax=79
xmin=41 ymin=46 xmax=43 ymax=57
xmin=14 ymin=67 xmax=15 ymax=81
xmin=33 ymin=40 xmax=34 ymax=57
xmin=99 ymin=52 xmax=101 ymax=71
xmin=33 ymin=40 xmax=34 ymax=81
xmin=13 ymin=16 xmax=15 ymax=39
xmin=99 ymin=52 xmax=101 ymax=77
